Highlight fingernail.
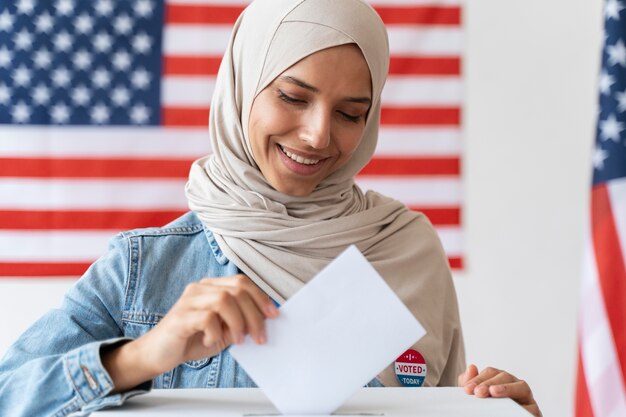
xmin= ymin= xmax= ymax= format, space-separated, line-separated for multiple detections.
xmin=237 ymin=332 xmax=244 ymax=345
xmin=258 ymin=331 xmax=267 ymax=344
xmin=465 ymin=382 xmax=476 ymax=390
xmin=476 ymin=385 xmax=489 ymax=396
xmin=266 ymin=304 xmax=279 ymax=318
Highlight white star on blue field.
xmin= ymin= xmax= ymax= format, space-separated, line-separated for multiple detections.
xmin=595 ymin=0 xmax=626 ymax=184
xmin=0 ymin=0 xmax=164 ymax=125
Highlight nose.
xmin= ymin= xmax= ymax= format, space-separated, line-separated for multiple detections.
xmin=299 ymin=107 xmax=331 ymax=149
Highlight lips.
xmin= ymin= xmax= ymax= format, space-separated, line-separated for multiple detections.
xmin=278 ymin=144 xmax=328 ymax=166
xmin=275 ymin=143 xmax=329 ymax=176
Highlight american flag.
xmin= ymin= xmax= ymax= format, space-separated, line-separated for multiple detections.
xmin=0 ymin=0 xmax=463 ymax=278
xmin=576 ymin=0 xmax=626 ymax=416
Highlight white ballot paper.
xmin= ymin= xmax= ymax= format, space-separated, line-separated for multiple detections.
xmin=230 ymin=245 xmax=426 ymax=415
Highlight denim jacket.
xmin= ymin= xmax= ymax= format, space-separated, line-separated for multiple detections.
xmin=0 ymin=212 xmax=382 ymax=417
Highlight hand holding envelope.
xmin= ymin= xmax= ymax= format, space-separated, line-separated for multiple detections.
xmin=230 ymin=245 xmax=426 ymax=415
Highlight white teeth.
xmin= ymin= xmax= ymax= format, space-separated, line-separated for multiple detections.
xmin=280 ymin=145 xmax=320 ymax=165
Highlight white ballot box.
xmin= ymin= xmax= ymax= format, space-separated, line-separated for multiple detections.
xmin=91 ymin=387 xmax=532 ymax=416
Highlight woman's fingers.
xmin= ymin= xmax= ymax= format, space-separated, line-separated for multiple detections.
xmin=206 ymin=275 xmax=279 ymax=319
xmin=488 ymin=380 xmax=535 ymax=405
xmin=227 ymin=288 xmax=268 ymax=344
xmin=152 ymin=274 xmax=279 ymax=367
xmin=207 ymin=290 xmax=248 ymax=344
xmin=185 ymin=310 xmax=227 ymax=348
xmin=458 ymin=364 xmax=479 ymax=387
xmin=462 ymin=366 xmax=503 ymax=395
xmin=191 ymin=275 xmax=277 ymax=344
xmin=135 ymin=275 xmax=277 ymax=374
xmin=461 ymin=365 xmax=543 ymax=417
xmin=186 ymin=289 xmax=257 ymax=345
xmin=488 ymin=380 xmax=528 ymax=401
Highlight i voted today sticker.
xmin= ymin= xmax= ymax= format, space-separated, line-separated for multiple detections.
xmin=394 ymin=349 xmax=427 ymax=387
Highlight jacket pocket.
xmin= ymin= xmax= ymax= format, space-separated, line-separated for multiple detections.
xmin=183 ymin=357 xmax=212 ymax=369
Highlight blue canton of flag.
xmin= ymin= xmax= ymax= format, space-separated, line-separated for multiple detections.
xmin=595 ymin=0 xmax=626 ymax=184
xmin=0 ymin=0 xmax=163 ymax=125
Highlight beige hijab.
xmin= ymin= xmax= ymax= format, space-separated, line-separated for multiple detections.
xmin=186 ymin=0 xmax=465 ymax=387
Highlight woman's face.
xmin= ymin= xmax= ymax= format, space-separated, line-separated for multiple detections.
xmin=248 ymin=44 xmax=372 ymax=197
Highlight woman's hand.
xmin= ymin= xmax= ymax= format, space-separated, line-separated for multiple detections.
xmin=458 ymin=364 xmax=542 ymax=417
xmin=102 ymin=274 xmax=278 ymax=392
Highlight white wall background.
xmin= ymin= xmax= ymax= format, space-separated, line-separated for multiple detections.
xmin=457 ymin=0 xmax=602 ymax=416
xmin=0 ymin=1 xmax=603 ymax=417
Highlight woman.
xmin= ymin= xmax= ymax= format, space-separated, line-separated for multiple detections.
xmin=0 ymin=0 xmax=541 ymax=416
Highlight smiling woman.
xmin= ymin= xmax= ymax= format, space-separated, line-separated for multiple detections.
xmin=249 ymin=44 xmax=372 ymax=196
xmin=0 ymin=0 xmax=542 ymax=416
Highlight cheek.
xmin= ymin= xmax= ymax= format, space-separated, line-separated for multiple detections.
xmin=335 ymin=127 xmax=364 ymax=164
xmin=267 ymin=105 xmax=298 ymax=135
xmin=250 ymin=105 xmax=293 ymax=147
xmin=249 ymin=103 xmax=282 ymax=160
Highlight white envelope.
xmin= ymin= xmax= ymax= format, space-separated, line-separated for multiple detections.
xmin=230 ymin=245 xmax=426 ymax=415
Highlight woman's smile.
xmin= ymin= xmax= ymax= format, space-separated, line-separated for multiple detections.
xmin=275 ymin=143 xmax=330 ymax=175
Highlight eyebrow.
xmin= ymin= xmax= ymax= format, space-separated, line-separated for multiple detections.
xmin=277 ymin=75 xmax=372 ymax=106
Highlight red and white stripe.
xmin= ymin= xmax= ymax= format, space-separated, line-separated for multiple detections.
xmin=577 ymin=177 xmax=626 ymax=417
xmin=0 ymin=0 xmax=464 ymax=277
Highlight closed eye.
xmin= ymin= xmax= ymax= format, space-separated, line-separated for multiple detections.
xmin=338 ymin=111 xmax=362 ymax=123
xmin=278 ymin=90 xmax=305 ymax=105
xmin=278 ymin=89 xmax=364 ymax=123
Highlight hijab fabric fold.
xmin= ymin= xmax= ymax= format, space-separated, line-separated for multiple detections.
xmin=186 ymin=0 xmax=465 ymax=387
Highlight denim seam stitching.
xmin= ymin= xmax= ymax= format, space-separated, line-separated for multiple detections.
xmin=164 ymin=366 xmax=173 ymax=388
xmin=121 ymin=313 xmax=164 ymax=325
xmin=123 ymin=225 xmax=204 ymax=238
xmin=122 ymin=234 xmax=133 ymax=317
xmin=124 ymin=236 xmax=140 ymax=311
xmin=136 ymin=237 xmax=143 ymax=308
xmin=62 ymin=356 xmax=87 ymax=407
xmin=207 ymin=352 xmax=221 ymax=388
xmin=52 ymin=396 xmax=82 ymax=417
xmin=122 ymin=318 xmax=161 ymax=325
xmin=203 ymin=227 xmax=228 ymax=265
